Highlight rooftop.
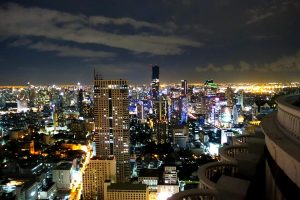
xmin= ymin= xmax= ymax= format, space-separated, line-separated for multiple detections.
xmin=90 ymin=155 xmax=115 ymax=160
xmin=108 ymin=183 xmax=147 ymax=191
xmin=54 ymin=162 xmax=72 ymax=170
xmin=139 ymin=168 xmax=160 ymax=178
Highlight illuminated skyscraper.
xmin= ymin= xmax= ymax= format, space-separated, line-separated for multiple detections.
xmin=181 ymin=80 xmax=187 ymax=95
xmin=151 ymin=65 xmax=160 ymax=100
xmin=78 ymin=89 xmax=84 ymax=116
xmin=204 ymin=79 xmax=218 ymax=96
xmin=94 ymin=77 xmax=130 ymax=182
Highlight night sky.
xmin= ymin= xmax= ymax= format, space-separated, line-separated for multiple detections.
xmin=0 ymin=0 xmax=300 ymax=85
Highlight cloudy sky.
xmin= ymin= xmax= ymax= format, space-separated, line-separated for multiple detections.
xmin=0 ymin=0 xmax=299 ymax=85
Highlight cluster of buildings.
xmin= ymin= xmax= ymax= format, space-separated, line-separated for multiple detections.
xmin=0 ymin=65 xmax=300 ymax=200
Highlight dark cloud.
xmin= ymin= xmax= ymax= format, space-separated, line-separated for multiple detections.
xmin=0 ymin=0 xmax=299 ymax=84
xmin=0 ymin=3 xmax=202 ymax=56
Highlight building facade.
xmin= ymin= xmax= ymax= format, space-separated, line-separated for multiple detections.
xmin=82 ymin=156 xmax=116 ymax=200
xmin=52 ymin=162 xmax=72 ymax=190
xmin=105 ymin=182 xmax=149 ymax=200
xmin=94 ymin=78 xmax=130 ymax=182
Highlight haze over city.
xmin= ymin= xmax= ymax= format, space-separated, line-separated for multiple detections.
xmin=0 ymin=0 xmax=300 ymax=85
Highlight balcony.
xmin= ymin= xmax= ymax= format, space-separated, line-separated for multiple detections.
xmin=262 ymin=95 xmax=300 ymax=190
xmin=198 ymin=162 xmax=238 ymax=190
xmin=169 ymin=129 xmax=265 ymax=200
xmin=219 ymin=145 xmax=248 ymax=164
xmin=232 ymin=134 xmax=254 ymax=145
xmin=276 ymin=95 xmax=300 ymax=141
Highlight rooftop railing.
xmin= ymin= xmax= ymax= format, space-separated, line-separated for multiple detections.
xmin=276 ymin=95 xmax=300 ymax=141
xmin=198 ymin=162 xmax=238 ymax=191
xmin=219 ymin=145 xmax=248 ymax=164
xmin=167 ymin=189 xmax=216 ymax=200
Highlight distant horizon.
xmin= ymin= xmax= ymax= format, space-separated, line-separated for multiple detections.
xmin=0 ymin=80 xmax=299 ymax=88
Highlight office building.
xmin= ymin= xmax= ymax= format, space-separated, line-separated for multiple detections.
xmin=82 ymin=156 xmax=116 ymax=200
xmin=151 ymin=65 xmax=160 ymax=100
xmin=225 ymin=87 xmax=234 ymax=108
xmin=181 ymin=80 xmax=187 ymax=95
xmin=77 ymin=89 xmax=84 ymax=116
xmin=204 ymin=80 xmax=218 ymax=97
xmin=94 ymin=78 xmax=130 ymax=182
xmin=152 ymin=98 xmax=169 ymax=144
xmin=138 ymin=169 xmax=160 ymax=191
xmin=164 ymin=166 xmax=177 ymax=185
xmin=172 ymin=126 xmax=188 ymax=149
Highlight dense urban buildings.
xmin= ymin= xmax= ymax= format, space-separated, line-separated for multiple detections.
xmin=0 ymin=79 xmax=300 ymax=199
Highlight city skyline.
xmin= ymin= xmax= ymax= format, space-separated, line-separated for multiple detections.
xmin=0 ymin=0 xmax=300 ymax=85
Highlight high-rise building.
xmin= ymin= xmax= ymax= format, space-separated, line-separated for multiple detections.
xmin=82 ymin=156 xmax=116 ymax=199
xmin=152 ymin=98 xmax=169 ymax=144
xmin=236 ymin=90 xmax=244 ymax=109
xmin=181 ymin=80 xmax=187 ymax=95
xmin=225 ymin=87 xmax=234 ymax=108
xmin=204 ymin=79 xmax=218 ymax=97
xmin=151 ymin=65 xmax=160 ymax=100
xmin=77 ymin=89 xmax=84 ymax=116
xmin=94 ymin=78 xmax=130 ymax=182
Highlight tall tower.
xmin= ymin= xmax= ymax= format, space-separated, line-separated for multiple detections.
xmin=94 ymin=78 xmax=130 ymax=182
xmin=181 ymin=80 xmax=187 ymax=95
xmin=225 ymin=87 xmax=234 ymax=108
xmin=78 ymin=89 xmax=84 ymax=116
xmin=151 ymin=65 xmax=160 ymax=100
xmin=237 ymin=90 xmax=244 ymax=109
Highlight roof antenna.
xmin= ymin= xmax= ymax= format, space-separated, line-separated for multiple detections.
xmin=94 ymin=68 xmax=103 ymax=80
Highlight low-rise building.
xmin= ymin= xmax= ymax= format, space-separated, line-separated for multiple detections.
xmin=104 ymin=182 xmax=149 ymax=200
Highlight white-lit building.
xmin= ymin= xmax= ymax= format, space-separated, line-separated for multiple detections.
xmin=138 ymin=169 xmax=159 ymax=192
xmin=173 ymin=126 xmax=188 ymax=149
xmin=38 ymin=182 xmax=56 ymax=200
xmin=52 ymin=162 xmax=72 ymax=190
xmin=0 ymin=179 xmax=39 ymax=200
xmin=164 ymin=166 xmax=177 ymax=185
xmin=157 ymin=184 xmax=179 ymax=200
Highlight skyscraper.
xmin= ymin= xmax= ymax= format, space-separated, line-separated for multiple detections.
xmin=94 ymin=77 xmax=130 ymax=182
xmin=181 ymin=80 xmax=187 ymax=95
xmin=151 ymin=65 xmax=160 ymax=100
xmin=225 ymin=87 xmax=234 ymax=108
xmin=78 ymin=89 xmax=84 ymax=116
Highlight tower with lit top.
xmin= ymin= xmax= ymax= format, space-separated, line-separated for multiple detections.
xmin=93 ymin=75 xmax=130 ymax=183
